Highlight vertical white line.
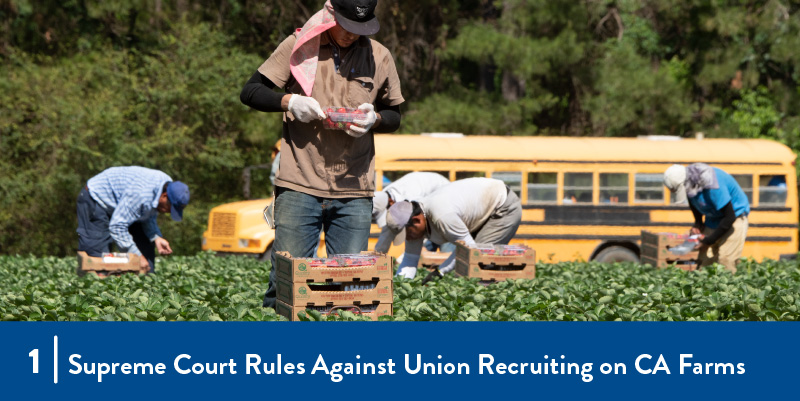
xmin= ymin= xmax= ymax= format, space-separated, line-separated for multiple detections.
xmin=53 ymin=336 xmax=58 ymax=384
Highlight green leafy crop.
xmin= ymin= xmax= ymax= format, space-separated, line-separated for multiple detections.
xmin=1 ymin=254 xmax=799 ymax=321
xmin=393 ymin=259 xmax=800 ymax=321
xmin=0 ymin=253 xmax=281 ymax=321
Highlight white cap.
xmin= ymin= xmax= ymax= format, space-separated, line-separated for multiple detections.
xmin=664 ymin=164 xmax=688 ymax=204
xmin=385 ymin=201 xmax=414 ymax=246
xmin=663 ymin=164 xmax=687 ymax=192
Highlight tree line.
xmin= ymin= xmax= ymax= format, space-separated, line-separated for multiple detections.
xmin=2 ymin=0 xmax=799 ymax=255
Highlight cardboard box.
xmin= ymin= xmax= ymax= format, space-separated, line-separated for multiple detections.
xmin=454 ymin=241 xmax=536 ymax=280
xmin=420 ymin=249 xmax=451 ymax=267
xmin=276 ymin=301 xmax=392 ymax=321
xmin=77 ymin=251 xmax=146 ymax=277
xmin=640 ymin=231 xmax=699 ymax=271
xmin=275 ymin=251 xmax=393 ymax=283
xmin=276 ymin=278 xmax=393 ymax=306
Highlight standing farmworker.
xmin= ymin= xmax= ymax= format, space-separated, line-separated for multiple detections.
xmin=76 ymin=166 xmax=190 ymax=273
xmin=239 ymin=0 xmax=404 ymax=308
xmin=373 ymin=172 xmax=450 ymax=253
xmin=385 ymin=178 xmax=522 ymax=282
xmin=663 ymin=163 xmax=750 ymax=272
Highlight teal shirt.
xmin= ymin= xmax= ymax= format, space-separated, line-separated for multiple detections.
xmin=688 ymin=168 xmax=750 ymax=229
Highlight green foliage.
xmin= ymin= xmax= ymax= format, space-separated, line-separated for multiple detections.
xmin=731 ymin=86 xmax=786 ymax=140
xmin=727 ymin=86 xmax=800 ymax=175
xmin=586 ymin=41 xmax=694 ymax=136
xmin=392 ymin=259 xmax=800 ymax=321
xmin=402 ymin=89 xmax=556 ymax=135
xmin=418 ymin=0 xmax=800 ymax=138
xmin=2 ymin=255 xmax=799 ymax=321
xmin=443 ymin=23 xmax=585 ymax=81
xmin=0 ymin=253 xmax=282 ymax=321
xmin=0 ymin=22 xmax=282 ymax=256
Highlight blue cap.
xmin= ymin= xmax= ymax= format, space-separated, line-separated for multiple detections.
xmin=166 ymin=181 xmax=190 ymax=222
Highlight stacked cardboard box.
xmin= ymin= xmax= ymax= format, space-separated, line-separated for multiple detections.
xmin=640 ymin=231 xmax=699 ymax=271
xmin=76 ymin=251 xmax=147 ymax=277
xmin=420 ymin=248 xmax=451 ymax=268
xmin=274 ymin=252 xmax=393 ymax=321
xmin=454 ymin=241 xmax=536 ymax=281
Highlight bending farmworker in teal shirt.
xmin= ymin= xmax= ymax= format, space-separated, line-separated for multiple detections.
xmin=663 ymin=163 xmax=750 ymax=272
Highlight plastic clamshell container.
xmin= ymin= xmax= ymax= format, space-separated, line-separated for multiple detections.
xmin=323 ymin=107 xmax=363 ymax=130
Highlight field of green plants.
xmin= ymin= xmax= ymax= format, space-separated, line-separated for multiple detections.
xmin=1 ymin=253 xmax=799 ymax=321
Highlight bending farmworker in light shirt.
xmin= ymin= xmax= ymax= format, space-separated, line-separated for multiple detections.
xmin=385 ymin=178 xmax=522 ymax=282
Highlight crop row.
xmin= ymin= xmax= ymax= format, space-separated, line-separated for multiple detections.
xmin=0 ymin=253 xmax=799 ymax=321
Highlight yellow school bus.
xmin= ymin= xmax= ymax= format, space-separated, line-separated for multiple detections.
xmin=202 ymin=134 xmax=798 ymax=263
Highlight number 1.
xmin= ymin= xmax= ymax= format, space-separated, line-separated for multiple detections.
xmin=29 ymin=349 xmax=38 ymax=373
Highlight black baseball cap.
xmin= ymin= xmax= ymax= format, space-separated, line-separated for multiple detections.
xmin=331 ymin=0 xmax=380 ymax=36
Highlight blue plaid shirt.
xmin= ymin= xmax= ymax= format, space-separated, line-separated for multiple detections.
xmin=87 ymin=166 xmax=172 ymax=255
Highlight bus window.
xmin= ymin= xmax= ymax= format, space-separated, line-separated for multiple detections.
xmin=431 ymin=171 xmax=450 ymax=180
xmin=759 ymin=175 xmax=788 ymax=206
xmin=564 ymin=173 xmax=593 ymax=204
xmin=527 ymin=172 xmax=557 ymax=203
xmin=492 ymin=171 xmax=522 ymax=198
xmin=455 ymin=171 xmax=486 ymax=180
xmin=634 ymin=173 xmax=663 ymax=203
xmin=599 ymin=173 xmax=628 ymax=204
xmin=383 ymin=170 xmax=413 ymax=183
xmin=732 ymin=174 xmax=753 ymax=205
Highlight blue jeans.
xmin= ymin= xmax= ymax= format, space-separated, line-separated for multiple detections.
xmin=424 ymin=240 xmax=456 ymax=254
xmin=262 ymin=187 xmax=372 ymax=308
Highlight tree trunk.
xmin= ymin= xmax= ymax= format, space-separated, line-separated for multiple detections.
xmin=501 ymin=71 xmax=525 ymax=102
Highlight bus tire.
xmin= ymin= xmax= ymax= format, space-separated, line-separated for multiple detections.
xmin=594 ymin=246 xmax=639 ymax=264
xmin=257 ymin=245 xmax=273 ymax=263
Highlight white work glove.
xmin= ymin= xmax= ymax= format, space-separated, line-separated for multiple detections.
xmin=288 ymin=94 xmax=326 ymax=123
xmin=346 ymin=103 xmax=377 ymax=138
xmin=395 ymin=253 xmax=420 ymax=279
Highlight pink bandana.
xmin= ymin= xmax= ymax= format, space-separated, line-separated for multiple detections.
xmin=290 ymin=1 xmax=337 ymax=96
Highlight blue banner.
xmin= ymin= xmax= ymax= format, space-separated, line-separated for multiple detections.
xmin=0 ymin=322 xmax=796 ymax=400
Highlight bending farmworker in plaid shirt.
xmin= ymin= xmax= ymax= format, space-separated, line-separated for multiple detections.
xmin=76 ymin=166 xmax=190 ymax=273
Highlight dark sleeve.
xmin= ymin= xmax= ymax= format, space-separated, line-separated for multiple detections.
xmin=689 ymin=202 xmax=704 ymax=227
xmin=240 ymin=71 xmax=285 ymax=112
xmin=373 ymin=103 xmax=401 ymax=133
xmin=701 ymin=202 xmax=736 ymax=246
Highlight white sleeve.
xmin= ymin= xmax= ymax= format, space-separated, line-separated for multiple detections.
xmin=396 ymin=238 xmax=423 ymax=278
xmin=374 ymin=227 xmax=393 ymax=254
xmin=438 ymin=252 xmax=457 ymax=274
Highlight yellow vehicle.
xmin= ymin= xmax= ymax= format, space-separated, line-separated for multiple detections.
xmin=202 ymin=134 xmax=798 ymax=263
xmin=202 ymin=198 xmax=275 ymax=260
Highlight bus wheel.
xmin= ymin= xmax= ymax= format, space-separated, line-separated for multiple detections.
xmin=594 ymin=246 xmax=638 ymax=264
xmin=257 ymin=245 xmax=273 ymax=262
